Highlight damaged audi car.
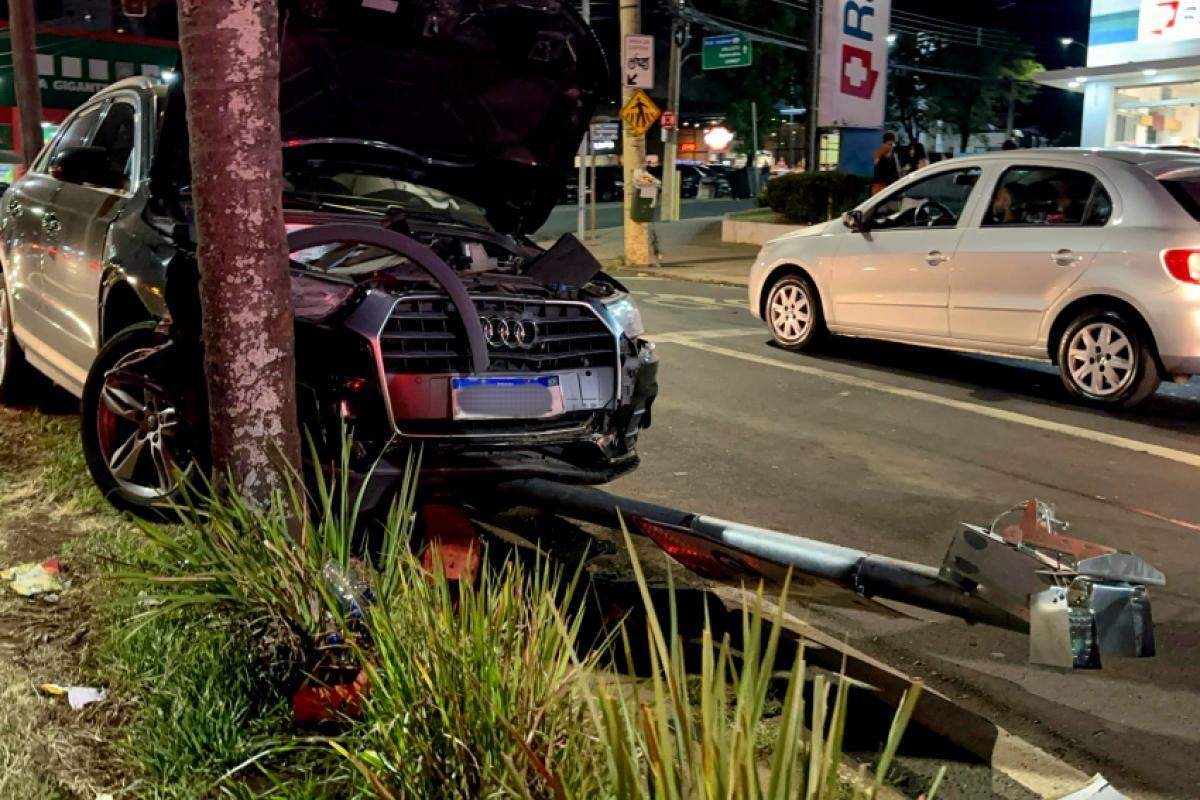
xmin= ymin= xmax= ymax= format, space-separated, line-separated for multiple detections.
xmin=0 ymin=0 xmax=658 ymax=518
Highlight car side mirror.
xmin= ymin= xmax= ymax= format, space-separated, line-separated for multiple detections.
xmin=843 ymin=209 xmax=867 ymax=232
xmin=51 ymin=146 xmax=125 ymax=190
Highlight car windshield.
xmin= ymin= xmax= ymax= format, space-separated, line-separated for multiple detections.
xmin=281 ymin=153 xmax=490 ymax=229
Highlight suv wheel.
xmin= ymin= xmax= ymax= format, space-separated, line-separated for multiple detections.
xmin=766 ymin=274 xmax=825 ymax=351
xmin=1057 ymin=309 xmax=1161 ymax=409
xmin=81 ymin=323 xmax=199 ymax=519
xmin=0 ymin=273 xmax=31 ymax=403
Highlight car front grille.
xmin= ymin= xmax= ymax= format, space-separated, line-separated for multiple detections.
xmin=379 ymin=295 xmax=617 ymax=374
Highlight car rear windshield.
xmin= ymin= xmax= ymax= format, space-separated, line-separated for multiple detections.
xmin=1160 ymin=178 xmax=1200 ymax=221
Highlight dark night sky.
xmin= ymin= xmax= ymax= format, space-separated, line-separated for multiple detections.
xmin=898 ymin=0 xmax=1091 ymax=69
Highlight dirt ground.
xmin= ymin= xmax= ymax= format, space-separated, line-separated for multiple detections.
xmin=0 ymin=393 xmax=134 ymax=799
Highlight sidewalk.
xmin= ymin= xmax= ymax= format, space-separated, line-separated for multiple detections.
xmin=539 ymin=216 xmax=766 ymax=287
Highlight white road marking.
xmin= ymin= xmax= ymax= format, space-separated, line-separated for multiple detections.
xmin=653 ymin=328 xmax=763 ymax=341
xmin=655 ymin=333 xmax=1200 ymax=470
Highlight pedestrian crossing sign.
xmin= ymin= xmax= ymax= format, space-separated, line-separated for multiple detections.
xmin=620 ymin=89 xmax=661 ymax=137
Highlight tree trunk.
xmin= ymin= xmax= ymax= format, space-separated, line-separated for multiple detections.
xmin=176 ymin=0 xmax=301 ymax=502
xmin=9 ymin=0 xmax=45 ymax=168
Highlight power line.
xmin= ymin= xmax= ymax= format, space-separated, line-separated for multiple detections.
xmin=674 ymin=3 xmax=809 ymax=51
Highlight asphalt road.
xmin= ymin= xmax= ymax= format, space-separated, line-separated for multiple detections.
xmin=610 ymin=277 xmax=1200 ymax=800
xmin=535 ymin=197 xmax=756 ymax=239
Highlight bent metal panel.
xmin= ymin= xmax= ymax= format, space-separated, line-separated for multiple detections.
xmin=818 ymin=0 xmax=891 ymax=129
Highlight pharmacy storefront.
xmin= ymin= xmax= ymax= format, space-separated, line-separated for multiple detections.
xmin=0 ymin=24 xmax=177 ymax=182
xmin=1037 ymin=0 xmax=1200 ymax=148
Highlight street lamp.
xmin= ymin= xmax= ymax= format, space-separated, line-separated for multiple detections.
xmin=1059 ymin=37 xmax=1087 ymax=67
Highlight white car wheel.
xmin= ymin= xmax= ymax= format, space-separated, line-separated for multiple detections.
xmin=766 ymin=276 xmax=823 ymax=351
xmin=1066 ymin=322 xmax=1136 ymax=398
xmin=1057 ymin=309 xmax=1161 ymax=409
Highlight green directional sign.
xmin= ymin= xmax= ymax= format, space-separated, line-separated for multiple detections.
xmin=702 ymin=33 xmax=752 ymax=71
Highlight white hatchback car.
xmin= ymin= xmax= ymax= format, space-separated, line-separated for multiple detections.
xmin=748 ymin=148 xmax=1200 ymax=408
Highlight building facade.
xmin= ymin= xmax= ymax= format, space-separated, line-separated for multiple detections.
xmin=1038 ymin=0 xmax=1200 ymax=148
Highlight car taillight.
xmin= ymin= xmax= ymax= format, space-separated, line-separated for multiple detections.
xmin=1162 ymin=249 xmax=1200 ymax=284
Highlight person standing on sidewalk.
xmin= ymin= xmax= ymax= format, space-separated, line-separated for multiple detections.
xmin=900 ymin=138 xmax=928 ymax=175
xmin=871 ymin=131 xmax=901 ymax=195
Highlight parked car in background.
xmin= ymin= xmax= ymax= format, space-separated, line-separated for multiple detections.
xmin=748 ymin=148 xmax=1200 ymax=409
xmin=647 ymin=164 xmax=728 ymax=199
xmin=695 ymin=165 xmax=733 ymax=198
xmin=559 ymin=165 xmax=625 ymax=204
xmin=0 ymin=0 xmax=658 ymax=518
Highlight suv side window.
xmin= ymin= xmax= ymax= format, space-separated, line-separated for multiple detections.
xmin=89 ymin=100 xmax=138 ymax=187
xmin=33 ymin=103 xmax=104 ymax=174
xmin=983 ymin=166 xmax=1113 ymax=227
xmin=869 ymin=167 xmax=981 ymax=230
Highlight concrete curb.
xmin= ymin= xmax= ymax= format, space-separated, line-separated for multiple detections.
xmin=619 ymin=267 xmax=749 ymax=288
xmin=722 ymin=215 xmax=803 ymax=245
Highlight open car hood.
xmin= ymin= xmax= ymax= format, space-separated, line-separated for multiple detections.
xmin=276 ymin=0 xmax=606 ymax=235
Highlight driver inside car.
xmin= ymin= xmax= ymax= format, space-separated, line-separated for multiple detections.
xmin=987 ymin=182 xmax=1024 ymax=224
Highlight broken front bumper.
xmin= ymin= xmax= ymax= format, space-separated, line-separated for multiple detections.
xmin=315 ymin=287 xmax=658 ymax=505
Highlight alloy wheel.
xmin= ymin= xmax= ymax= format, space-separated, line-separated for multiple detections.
xmin=769 ymin=282 xmax=812 ymax=343
xmin=95 ymin=351 xmax=187 ymax=499
xmin=1066 ymin=322 xmax=1136 ymax=398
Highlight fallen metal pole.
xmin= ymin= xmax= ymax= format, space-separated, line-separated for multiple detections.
xmin=493 ymin=479 xmax=1027 ymax=633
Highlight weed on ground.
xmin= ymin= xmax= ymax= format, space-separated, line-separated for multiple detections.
xmin=0 ymin=401 xmax=935 ymax=798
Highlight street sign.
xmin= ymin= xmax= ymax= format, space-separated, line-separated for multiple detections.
xmin=590 ymin=121 xmax=619 ymax=143
xmin=702 ymin=33 xmax=752 ymax=70
xmin=620 ymin=89 xmax=661 ymax=137
xmin=623 ymin=34 xmax=654 ymax=89
xmin=661 ymin=110 xmax=677 ymax=130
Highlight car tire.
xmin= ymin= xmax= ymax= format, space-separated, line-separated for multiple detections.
xmin=1056 ymin=308 xmax=1161 ymax=409
xmin=765 ymin=274 xmax=825 ymax=351
xmin=0 ymin=271 xmax=32 ymax=404
xmin=81 ymin=322 xmax=202 ymax=520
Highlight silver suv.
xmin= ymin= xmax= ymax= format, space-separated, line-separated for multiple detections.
xmin=0 ymin=1 xmax=658 ymax=518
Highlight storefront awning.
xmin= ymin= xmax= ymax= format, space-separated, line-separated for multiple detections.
xmin=1036 ymin=55 xmax=1200 ymax=92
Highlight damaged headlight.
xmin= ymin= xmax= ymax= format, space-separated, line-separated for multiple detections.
xmin=291 ymin=272 xmax=355 ymax=322
xmin=601 ymin=292 xmax=645 ymax=339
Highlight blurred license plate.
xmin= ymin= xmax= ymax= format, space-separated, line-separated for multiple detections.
xmin=451 ymin=376 xmax=566 ymax=420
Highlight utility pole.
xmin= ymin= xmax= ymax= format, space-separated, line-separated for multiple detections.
xmin=577 ymin=0 xmax=591 ymax=240
xmin=750 ymin=100 xmax=759 ymax=195
xmin=9 ymin=0 xmax=44 ymax=168
xmin=662 ymin=15 xmax=686 ymax=223
xmin=1005 ymin=80 xmax=1017 ymax=138
xmin=807 ymin=0 xmax=821 ymax=172
xmin=620 ymin=0 xmax=651 ymax=267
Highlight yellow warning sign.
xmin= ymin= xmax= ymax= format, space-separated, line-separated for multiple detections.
xmin=620 ymin=89 xmax=661 ymax=137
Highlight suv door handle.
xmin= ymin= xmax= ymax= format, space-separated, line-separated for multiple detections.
xmin=41 ymin=212 xmax=61 ymax=238
xmin=6 ymin=197 xmax=21 ymax=218
xmin=1052 ymin=248 xmax=1082 ymax=266
xmin=926 ymin=250 xmax=949 ymax=266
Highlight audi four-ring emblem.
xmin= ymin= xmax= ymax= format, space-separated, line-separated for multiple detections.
xmin=480 ymin=316 xmax=539 ymax=350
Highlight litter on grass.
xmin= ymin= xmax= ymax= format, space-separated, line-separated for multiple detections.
xmin=2 ymin=558 xmax=64 ymax=596
xmin=39 ymin=683 xmax=107 ymax=709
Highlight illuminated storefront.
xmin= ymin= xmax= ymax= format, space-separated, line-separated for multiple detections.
xmin=1037 ymin=1 xmax=1200 ymax=147
xmin=0 ymin=24 xmax=177 ymax=182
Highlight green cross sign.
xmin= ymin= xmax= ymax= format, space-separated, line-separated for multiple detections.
xmin=702 ymin=33 xmax=752 ymax=71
